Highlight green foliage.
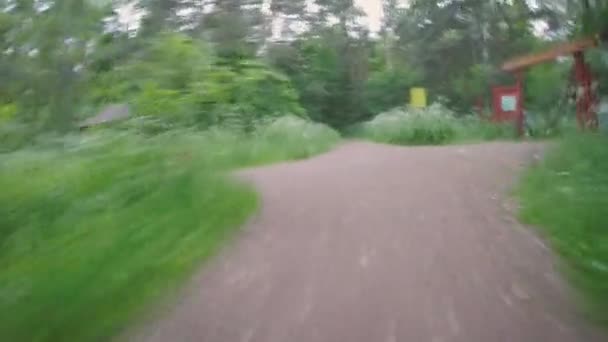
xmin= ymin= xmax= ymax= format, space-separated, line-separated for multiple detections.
xmin=232 ymin=61 xmax=306 ymax=118
xmin=173 ymin=116 xmax=341 ymax=169
xmin=2 ymin=1 xmax=606 ymax=339
xmin=518 ymin=133 xmax=608 ymax=325
xmin=132 ymin=82 xmax=187 ymax=118
xmin=87 ymin=71 xmax=133 ymax=104
xmin=395 ymin=0 xmax=538 ymax=109
xmin=0 ymin=122 xmax=34 ymax=152
xmin=188 ymin=61 xmax=306 ymax=129
xmin=0 ymin=117 xmax=340 ymax=342
xmin=250 ymin=115 xmax=341 ymax=160
xmin=352 ymin=103 xmax=516 ymax=145
xmin=353 ymin=105 xmax=459 ymax=145
xmin=525 ymin=110 xmax=578 ymax=138
xmin=576 ymin=0 xmax=608 ymax=34
xmin=1 ymin=0 xmax=105 ymax=131
xmin=519 ymin=61 xmax=577 ymax=137
xmin=588 ymin=50 xmax=608 ymax=95
xmin=268 ymin=27 xmax=372 ymax=129
xmin=0 ymin=133 xmax=256 ymax=342
xmin=457 ymin=116 xmax=519 ymax=141
xmin=0 ymin=103 xmax=17 ymax=124
xmin=526 ymin=63 xmax=569 ymax=111
xmin=365 ymin=68 xmax=422 ymax=114
xmin=451 ymin=64 xmax=494 ymax=110
xmin=88 ymin=33 xmax=305 ymax=130
xmin=129 ymin=33 xmax=214 ymax=90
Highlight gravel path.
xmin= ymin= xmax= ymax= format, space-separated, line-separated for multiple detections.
xmin=131 ymin=142 xmax=605 ymax=342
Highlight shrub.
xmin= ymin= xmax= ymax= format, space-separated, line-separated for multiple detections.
xmin=252 ymin=115 xmax=341 ymax=159
xmin=353 ymin=103 xmax=519 ymax=145
xmin=132 ymin=82 xmax=190 ymax=119
xmin=87 ymin=34 xmax=305 ymax=130
xmin=0 ymin=103 xmax=17 ymax=123
xmin=353 ymin=103 xmax=461 ymax=145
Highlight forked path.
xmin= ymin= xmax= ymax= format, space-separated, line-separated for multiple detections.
xmin=132 ymin=142 xmax=605 ymax=342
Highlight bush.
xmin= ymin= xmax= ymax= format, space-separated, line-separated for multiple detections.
xmin=352 ymin=104 xmax=459 ymax=145
xmin=132 ymin=82 xmax=190 ymax=119
xmin=518 ymin=133 xmax=608 ymax=325
xmin=186 ymin=62 xmax=306 ymax=130
xmin=353 ymin=103 xmax=516 ymax=145
xmin=87 ymin=34 xmax=305 ymax=130
xmin=251 ymin=116 xmax=341 ymax=160
xmin=0 ymin=103 xmax=17 ymax=123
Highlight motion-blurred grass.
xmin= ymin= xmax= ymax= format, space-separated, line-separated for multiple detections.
xmin=518 ymin=133 xmax=608 ymax=325
xmin=0 ymin=116 xmax=339 ymax=341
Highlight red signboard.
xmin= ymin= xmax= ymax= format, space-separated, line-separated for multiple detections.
xmin=492 ymin=80 xmax=524 ymax=136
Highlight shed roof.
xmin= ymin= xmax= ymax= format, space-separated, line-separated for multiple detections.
xmin=80 ymin=104 xmax=130 ymax=128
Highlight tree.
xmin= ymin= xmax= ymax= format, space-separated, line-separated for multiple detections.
xmin=391 ymin=0 xmax=538 ymax=110
xmin=200 ymin=0 xmax=268 ymax=61
xmin=268 ymin=0 xmax=307 ymax=40
xmin=1 ymin=0 xmax=105 ymax=130
xmin=138 ymin=0 xmax=180 ymax=36
xmin=266 ymin=0 xmax=374 ymax=128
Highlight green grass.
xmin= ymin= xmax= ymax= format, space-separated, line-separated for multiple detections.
xmin=517 ymin=133 xmax=608 ymax=325
xmin=351 ymin=104 xmax=516 ymax=146
xmin=0 ymin=117 xmax=340 ymax=341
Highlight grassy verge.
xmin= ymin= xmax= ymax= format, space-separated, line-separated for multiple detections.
xmin=517 ymin=133 xmax=608 ymax=325
xmin=0 ymin=117 xmax=339 ymax=341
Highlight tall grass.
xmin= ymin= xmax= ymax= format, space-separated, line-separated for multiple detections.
xmin=0 ymin=116 xmax=340 ymax=341
xmin=352 ymin=104 xmax=516 ymax=145
xmin=517 ymin=133 xmax=608 ymax=325
xmin=190 ymin=116 xmax=341 ymax=169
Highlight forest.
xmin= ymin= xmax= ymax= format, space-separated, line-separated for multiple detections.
xmin=1 ymin=1 xmax=608 ymax=341
xmin=0 ymin=0 xmax=606 ymax=138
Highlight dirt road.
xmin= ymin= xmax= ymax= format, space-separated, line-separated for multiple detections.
xmin=131 ymin=142 xmax=605 ymax=342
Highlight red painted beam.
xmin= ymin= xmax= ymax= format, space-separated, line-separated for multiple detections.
xmin=501 ymin=37 xmax=598 ymax=72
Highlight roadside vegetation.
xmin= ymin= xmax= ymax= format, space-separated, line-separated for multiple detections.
xmin=351 ymin=103 xmax=516 ymax=145
xmin=517 ymin=133 xmax=608 ymax=325
xmin=0 ymin=117 xmax=339 ymax=342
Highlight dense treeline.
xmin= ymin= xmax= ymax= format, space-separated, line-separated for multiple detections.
xmin=1 ymin=0 xmax=607 ymax=141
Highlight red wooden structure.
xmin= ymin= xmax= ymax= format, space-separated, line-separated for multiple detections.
xmin=492 ymin=77 xmax=525 ymax=136
xmin=494 ymin=36 xmax=601 ymax=135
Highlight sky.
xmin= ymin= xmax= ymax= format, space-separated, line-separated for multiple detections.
xmin=356 ymin=0 xmax=384 ymax=32
xmin=116 ymin=0 xmax=387 ymax=33
xmin=114 ymin=0 xmax=548 ymax=38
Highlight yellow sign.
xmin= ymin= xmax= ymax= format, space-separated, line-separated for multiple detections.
xmin=410 ymin=87 xmax=427 ymax=108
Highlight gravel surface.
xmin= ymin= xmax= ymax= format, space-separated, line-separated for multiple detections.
xmin=130 ymin=142 xmax=605 ymax=342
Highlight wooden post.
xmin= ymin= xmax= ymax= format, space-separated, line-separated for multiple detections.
xmin=515 ymin=71 xmax=525 ymax=137
xmin=573 ymin=51 xmax=599 ymax=130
